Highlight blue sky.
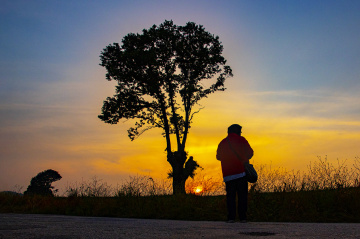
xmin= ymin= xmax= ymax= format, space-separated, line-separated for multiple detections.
xmin=1 ymin=0 xmax=360 ymax=192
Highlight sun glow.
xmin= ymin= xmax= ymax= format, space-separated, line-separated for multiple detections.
xmin=192 ymin=185 xmax=204 ymax=195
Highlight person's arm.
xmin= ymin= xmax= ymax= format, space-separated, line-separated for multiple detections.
xmin=248 ymin=148 xmax=254 ymax=160
xmin=216 ymin=142 xmax=222 ymax=161
xmin=216 ymin=146 xmax=221 ymax=161
xmin=243 ymin=138 xmax=254 ymax=160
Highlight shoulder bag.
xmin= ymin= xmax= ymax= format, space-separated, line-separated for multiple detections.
xmin=226 ymin=138 xmax=258 ymax=183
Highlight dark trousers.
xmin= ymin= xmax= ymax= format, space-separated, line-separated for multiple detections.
xmin=225 ymin=177 xmax=248 ymax=221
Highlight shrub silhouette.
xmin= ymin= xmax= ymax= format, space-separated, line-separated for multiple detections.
xmin=24 ymin=169 xmax=62 ymax=196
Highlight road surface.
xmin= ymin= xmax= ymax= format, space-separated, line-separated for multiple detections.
xmin=1 ymin=213 xmax=359 ymax=238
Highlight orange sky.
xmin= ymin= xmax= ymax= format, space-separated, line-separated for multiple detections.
xmin=43 ymin=88 xmax=360 ymax=194
xmin=1 ymin=84 xmax=359 ymax=194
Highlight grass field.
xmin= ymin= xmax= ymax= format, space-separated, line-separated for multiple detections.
xmin=1 ymin=156 xmax=359 ymax=222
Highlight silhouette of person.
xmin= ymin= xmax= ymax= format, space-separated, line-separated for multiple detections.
xmin=216 ymin=124 xmax=254 ymax=223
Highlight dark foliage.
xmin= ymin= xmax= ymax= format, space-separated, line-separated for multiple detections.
xmin=1 ymin=188 xmax=360 ymax=222
xmin=24 ymin=169 xmax=62 ymax=196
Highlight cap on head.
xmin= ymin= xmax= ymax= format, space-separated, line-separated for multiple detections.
xmin=228 ymin=124 xmax=242 ymax=135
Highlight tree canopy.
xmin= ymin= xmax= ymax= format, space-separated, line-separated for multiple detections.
xmin=24 ymin=169 xmax=62 ymax=196
xmin=99 ymin=20 xmax=232 ymax=194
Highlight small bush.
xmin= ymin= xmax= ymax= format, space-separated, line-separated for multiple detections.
xmin=24 ymin=169 xmax=62 ymax=196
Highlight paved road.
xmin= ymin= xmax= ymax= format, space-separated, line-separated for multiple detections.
xmin=0 ymin=213 xmax=359 ymax=239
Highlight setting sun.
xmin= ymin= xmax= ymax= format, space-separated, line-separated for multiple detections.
xmin=193 ymin=186 xmax=204 ymax=195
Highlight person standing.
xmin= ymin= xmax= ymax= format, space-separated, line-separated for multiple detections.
xmin=216 ymin=124 xmax=254 ymax=223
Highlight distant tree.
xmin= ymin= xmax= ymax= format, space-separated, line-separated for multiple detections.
xmin=24 ymin=169 xmax=62 ymax=196
xmin=99 ymin=20 xmax=232 ymax=194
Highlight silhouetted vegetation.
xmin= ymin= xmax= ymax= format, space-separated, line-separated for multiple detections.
xmin=65 ymin=177 xmax=113 ymax=197
xmin=251 ymin=156 xmax=360 ymax=193
xmin=1 ymin=157 xmax=359 ymax=222
xmin=23 ymin=169 xmax=62 ymax=196
xmin=98 ymin=20 xmax=232 ymax=194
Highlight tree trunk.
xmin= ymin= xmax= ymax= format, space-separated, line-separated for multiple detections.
xmin=169 ymin=151 xmax=200 ymax=195
xmin=170 ymin=152 xmax=186 ymax=195
xmin=172 ymin=174 xmax=186 ymax=195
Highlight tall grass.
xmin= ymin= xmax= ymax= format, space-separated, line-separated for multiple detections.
xmin=1 ymin=156 xmax=359 ymax=222
xmin=65 ymin=177 xmax=113 ymax=197
xmin=64 ymin=175 xmax=173 ymax=197
xmin=252 ymin=156 xmax=360 ymax=193
xmin=61 ymin=156 xmax=360 ymax=196
xmin=114 ymin=176 xmax=172 ymax=196
xmin=185 ymin=173 xmax=224 ymax=195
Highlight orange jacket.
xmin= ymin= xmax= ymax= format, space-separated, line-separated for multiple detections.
xmin=216 ymin=133 xmax=254 ymax=179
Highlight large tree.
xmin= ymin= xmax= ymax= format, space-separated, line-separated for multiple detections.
xmin=99 ymin=20 xmax=232 ymax=194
